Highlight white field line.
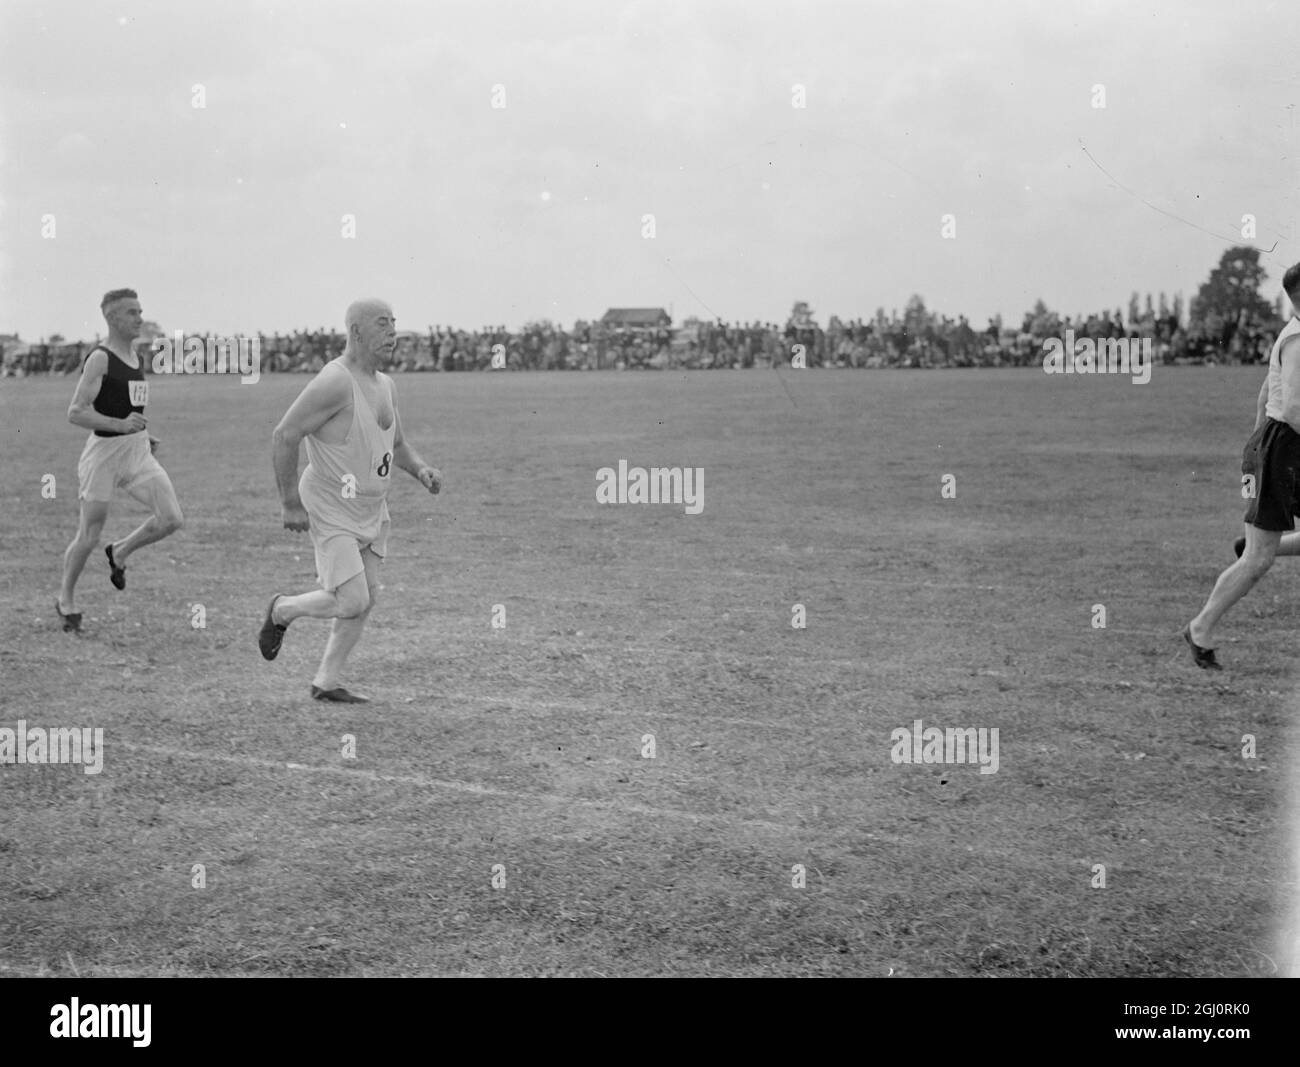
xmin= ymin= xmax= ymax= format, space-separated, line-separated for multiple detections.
xmin=428 ymin=646 xmax=1272 ymax=694
xmin=389 ymin=568 xmax=1073 ymax=594
xmin=421 ymin=693 xmax=809 ymax=731
xmin=452 ymin=624 xmax=1175 ymax=641
xmin=395 ymin=555 xmax=1257 ymax=602
xmin=0 ymin=667 xmax=1262 ymax=748
xmin=425 ymin=671 xmax=1259 ymax=720
xmin=114 ymin=741 xmax=819 ymax=836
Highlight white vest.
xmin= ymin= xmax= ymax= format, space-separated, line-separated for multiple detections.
xmin=1265 ymin=316 xmax=1300 ymax=423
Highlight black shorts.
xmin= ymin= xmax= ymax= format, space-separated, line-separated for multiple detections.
xmin=1242 ymin=418 xmax=1300 ymax=531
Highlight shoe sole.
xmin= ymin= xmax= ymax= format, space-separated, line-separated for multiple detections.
xmin=106 ymin=545 xmax=126 ymax=590
xmin=311 ymin=686 xmax=370 ymax=703
xmin=259 ymin=595 xmax=287 ymax=660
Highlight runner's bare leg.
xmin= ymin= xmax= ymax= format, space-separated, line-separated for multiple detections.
xmin=312 ymin=548 xmax=379 ymax=690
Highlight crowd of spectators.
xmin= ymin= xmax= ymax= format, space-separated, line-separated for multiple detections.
xmin=3 ymin=299 xmax=1285 ymax=376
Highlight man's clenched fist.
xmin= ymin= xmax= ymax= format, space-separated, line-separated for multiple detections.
xmin=418 ymin=467 xmax=442 ymax=494
xmin=281 ymin=503 xmax=310 ymax=531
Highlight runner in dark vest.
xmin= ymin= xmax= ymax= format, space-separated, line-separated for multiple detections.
xmin=55 ymin=289 xmax=184 ymax=632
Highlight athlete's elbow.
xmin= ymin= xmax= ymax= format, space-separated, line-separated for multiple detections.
xmin=271 ymin=424 xmax=299 ymax=450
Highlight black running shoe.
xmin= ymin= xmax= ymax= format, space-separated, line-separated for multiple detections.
xmin=258 ymin=594 xmax=289 ymax=660
xmin=1183 ymin=627 xmax=1222 ymax=671
xmin=55 ymin=599 xmax=82 ymax=633
xmin=105 ymin=544 xmax=126 ymax=590
xmin=310 ymin=685 xmax=370 ymax=703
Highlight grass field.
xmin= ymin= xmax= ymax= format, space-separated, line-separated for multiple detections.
xmin=0 ymin=365 xmax=1295 ymax=977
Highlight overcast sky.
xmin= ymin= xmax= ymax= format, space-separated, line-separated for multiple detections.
xmin=1 ymin=0 xmax=1296 ymax=339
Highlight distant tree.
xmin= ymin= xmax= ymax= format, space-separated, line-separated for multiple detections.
xmin=49 ymin=333 xmax=65 ymax=344
xmin=1189 ymin=246 xmax=1275 ymax=329
xmin=1158 ymin=292 xmax=1169 ymax=318
xmin=1128 ymin=291 xmax=1140 ymax=326
xmin=902 ymin=294 xmax=928 ymax=336
xmin=1026 ymin=298 xmax=1061 ymax=339
xmin=1183 ymin=247 xmax=1279 ymax=361
xmin=1172 ymin=293 xmax=1184 ymax=324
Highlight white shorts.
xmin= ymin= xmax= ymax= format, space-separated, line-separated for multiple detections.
xmin=308 ymin=523 xmax=389 ymax=593
xmin=77 ymin=432 xmax=166 ymax=503
xmin=300 ymin=474 xmax=389 ymax=592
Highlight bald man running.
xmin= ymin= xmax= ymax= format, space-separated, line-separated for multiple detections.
xmin=259 ymin=299 xmax=442 ymax=701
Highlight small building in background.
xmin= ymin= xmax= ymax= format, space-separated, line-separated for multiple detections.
xmin=600 ymin=308 xmax=672 ymax=330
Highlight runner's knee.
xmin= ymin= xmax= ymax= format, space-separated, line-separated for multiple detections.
xmin=1241 ymin=553 xmax=1274 ymax=580
xmin=336 ymin=583 xmax=370 ymax=618
xmin=158 ymin=508 xmax=183 ymax=535
xmin=1240 ymin=541 xmax=1276 ymax=578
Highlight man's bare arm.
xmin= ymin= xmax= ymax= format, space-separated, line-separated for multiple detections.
xmin=1255 ymin=374 xmax=1269 ymax=431
xmin=389 ymin=384 xmax=441 ymax=492
xmin=271 ymin=371 xmax=349 ymax=511
xmin=67 ymin=350 xmax=145 ymax=434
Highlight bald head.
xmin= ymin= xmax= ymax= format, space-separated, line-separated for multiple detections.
xmin=345 ymin=298 xmax=394 ymax=333
xmin=343 ymin=298 xmax=397 ymax=370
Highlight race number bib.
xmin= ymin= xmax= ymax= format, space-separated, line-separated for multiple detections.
xmin=129 ymin=380 xmax=148 ymax=407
